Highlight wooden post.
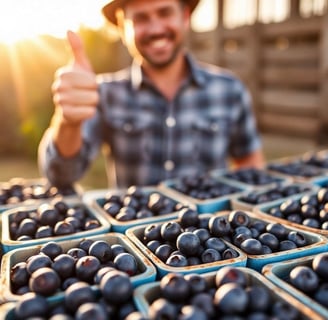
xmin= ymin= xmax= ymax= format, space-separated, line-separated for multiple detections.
xmin=318 ymin=10 xmax=328 ymax=144
xmin=244 ymin=23 xmax=261 ymax=124
xmin=290 ymin=0 xmax=300 ymax=19
xmin=215 ymin=0 xmax=225 ymax=66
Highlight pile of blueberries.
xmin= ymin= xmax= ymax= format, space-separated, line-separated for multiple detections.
xmin=222 ymin=168 xmax=283 ymax=186
xmin=266 ymin=188 xmax=328 ymax=230
xmin=146 ymin=266 xmax=304 ymax=319
xmin=239 ymin=183 xmax=313 ymax=205
xmin=0 ymin=177 xmax=77 ymax=206
xmin=8 ymin=198 xmax=102 ymax=241
xmin=285 ymin=252 xmax=328 ymax=309
xmin=169 ymin=172 xmax=242 ymax=200
xmin=100 ymin=186 xmax=184 ymax=222
xmin=10 ymin=238 xmax=140 ymax=297
xmin=13 ymin=270 xmax=141 ymax=320
xmin=267 ymin=161 xmax=324 ymax=178
xmin=139 ymin=209 xmax=312 ymax=269
xmin=301 ymin=151 xmax=328 ymax=169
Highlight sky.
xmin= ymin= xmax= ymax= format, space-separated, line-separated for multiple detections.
xmin=0 ymin=0 xmax=217 ymax=44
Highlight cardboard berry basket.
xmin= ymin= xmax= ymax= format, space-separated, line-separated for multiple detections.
xmin=262 ymin=254 xmax=328 ymax=319
xmin=231 ymin=181 xmax=317 ymax=212
xmin=0 ymin=177 xmax=83 ymax=213
xmin=0 ymin=232 xmax=157 ymax=303
xmin=1 ymin=199 xmax=111 ymax=253
xmin=158 ymin=173 xmax=251 ymax=214
xmin=212 ymin=210 xmax=328 ymax=272
xmin=254 ymin=190 xmax=328 ymax=237
xmin=83 ymin=186 xmax=196 ymax=233
xmin=126 ymin=214 xmax=247 ymax=279
xmin=266 ymin=155 xmax=328 ymax=184
xmin=210 ymin=167 xmax=292 ymax=191
xmin=133 ymin=266 xmax=324 ymax=320
xmin=293 ymin=149 xmax=328 ymax=173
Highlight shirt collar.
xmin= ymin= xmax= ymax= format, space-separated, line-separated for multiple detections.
xmin=130 ymin=53 xmax=207 ymax=91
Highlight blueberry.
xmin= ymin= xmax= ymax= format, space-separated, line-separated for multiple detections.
xmin=314 ymin=283 xmax=328 ymax=308
xmin=52 ymin=254 xmax=75 ymax=279
xmin=178 ymin=207 xmax=199 ymax=228
xmin=114 ymin=252 xmax=138 ymax=276
xmin=100 ymin=270 xmax=133 ymax=305
xmin=205 ymin=237 xmax=227 ymax=252
xmin=160 ymin=221 xmax=182 ymax=242
xmin=37 ymin=203 xmax=58 ymax=227
xmin=143 ymin=223 xmax=161 ymax=242
xmin=279 ymin=240 xmax=297 ymax=251
xmin=10 ymin=262 xmax=29 ymax=289
xmin=208 ymin=216 xmax=231 ymax=237
xmin=265 ymin=223 xmax=288 ymax=240
xmin=201 ymin=248 xmax=221 ymax=263
xmin=287 ymin=231 xmax=307 ymax=247
xmin=312 ymin=252 xmax=328 ymax=280
xmin=155 ymin=244 xmax=174 ymax=262
xmin=193 ymin=228 xmax=210 ymax=245
xmin=258 ymin=232 xmax=279 ymax=251
xmin=214 ymin=283 xmax=249 ymax=314
xmin=88 ymin=240 xmax=113 ymax=263
xmin=166 ymin=254 xmax=188 ymax=267
xmin=176 ymin=232 xmax=201 ymax=257
xmin=148 ymin=298 xmax=178 ymax=320
xmin=290 ymin=265 xmax=319 ymax=293
xmin=246 ymin=285 xmax=270 ymax=312
xmin=215 ymin=266 xmax=248 ymax=288
xmin=26 ymin=254 xmax=52 ymax=275
xmin=228 ymin=210 xmax=250 ymax=227
xmin=179 ymin=305 xmax=208 ymax=320
xmin=14 ymin=292 xmax=49 ymax=319
xmin=93 ymin=266 xmax=115 ymax=285
xmin=240 ymin=238 xmax=263 ymax=255
xmin=184 ymin=273 xmax=207 ymax=294
xmin=160 ymin=273 xmax=190 ymax=303
xmin=75 ymin=302 xmax=107 ymax=320
xmin=222 ymin=247 xmax=239 ymax=259
xmin=29 ymin=267 xmax=61 ymax=296
xmin=190 ymin=292 xmax=215 ymax=317
xmin=271 ymin=300 xmax=299 ymax=320
xmin=64 ymin=281 xmax=96 ymax=313
xmin=75 ymin=256 xmax=101 ymax=283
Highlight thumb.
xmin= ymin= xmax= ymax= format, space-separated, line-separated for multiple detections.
xmin=67 ymin=30 xmax=93 ymax=71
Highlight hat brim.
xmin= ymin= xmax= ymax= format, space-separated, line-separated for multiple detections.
xmin=102 ymin=0 xmax=200 ymax=27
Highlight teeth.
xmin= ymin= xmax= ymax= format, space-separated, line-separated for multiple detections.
xmin=150 ymin=39 xmax=168 ymax=48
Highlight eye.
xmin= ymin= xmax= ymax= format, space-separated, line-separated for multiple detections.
xmin=132 ymin=13 xmax=149 ymax=24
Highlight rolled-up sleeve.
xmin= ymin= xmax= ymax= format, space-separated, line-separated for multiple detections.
xmin=38 ymin=111 xmax=103 ymax=188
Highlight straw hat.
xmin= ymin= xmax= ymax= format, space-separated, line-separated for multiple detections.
xmin=102 ymin=0 xmax=200 ymax=26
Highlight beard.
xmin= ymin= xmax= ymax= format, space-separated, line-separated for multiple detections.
xmin=136 ymin=32 xmax=185 ymax=69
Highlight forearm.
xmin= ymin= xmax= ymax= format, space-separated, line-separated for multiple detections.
xmin=232 ymin=149 xmax=266 ymax=170
xmin=38 ymin=127 xmax=91 ymax=188
xmin=51 ymin=110 xmax=83 ymax=158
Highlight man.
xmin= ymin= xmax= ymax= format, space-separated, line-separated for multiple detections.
xmin=38 ymin=0 xmax=265 ymax=188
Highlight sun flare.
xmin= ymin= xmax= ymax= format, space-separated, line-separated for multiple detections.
xmin=0 ymin=0 xmax=109 ymax=45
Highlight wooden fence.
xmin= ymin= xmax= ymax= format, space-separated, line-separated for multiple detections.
xmin=189 ymin=12 xmax=328 ymax=144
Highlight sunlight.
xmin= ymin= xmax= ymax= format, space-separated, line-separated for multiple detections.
xmin=0 ymin=0 xmax=108 ymax=44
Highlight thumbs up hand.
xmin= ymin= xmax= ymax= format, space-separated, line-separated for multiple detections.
xmin=52 ymin=30 xmax=99 ymax=125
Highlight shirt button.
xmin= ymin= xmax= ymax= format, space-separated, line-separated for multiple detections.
xmin=123 ymin=123 xmax=133 ymax=132
xmin=210 ymin=123 xmax=219 ymax=131
xmin=164 ymin=160 xmax=175 ymax=171
xmin=166 ymin=116 xmax=176 ymax=127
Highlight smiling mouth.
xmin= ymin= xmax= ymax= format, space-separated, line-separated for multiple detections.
xmin=148 ymin=38 xmax=170 ymax=49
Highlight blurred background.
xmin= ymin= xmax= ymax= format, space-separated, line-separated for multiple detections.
xmin=0 ymin=0 xmax=327 ymax=189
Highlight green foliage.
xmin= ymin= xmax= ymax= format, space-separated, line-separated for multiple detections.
xmin=0 ymin=27 xmax=128 ymax=160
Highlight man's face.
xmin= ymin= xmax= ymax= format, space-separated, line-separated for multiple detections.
xmin=118 ymin=0 xmax=190 ymax=68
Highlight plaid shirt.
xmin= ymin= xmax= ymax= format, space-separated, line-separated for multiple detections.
xmin=39 ymin=54 xmax=262 ymax=188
